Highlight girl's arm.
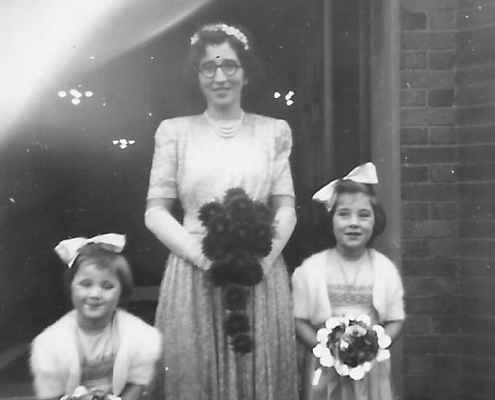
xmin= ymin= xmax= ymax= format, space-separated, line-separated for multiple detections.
xmin=383 ymin=319 xmax=404 ymax=345
xmin=295 ymin=318 xmax=319 ymax=349
xmin=119 ymin=384 xmax=145 ymax=400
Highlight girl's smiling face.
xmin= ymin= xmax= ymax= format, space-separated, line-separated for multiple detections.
xmin=332 ymin=192 xmax=375 ymax=258
xmin=71 ymin=263 xmax=121 ymax=330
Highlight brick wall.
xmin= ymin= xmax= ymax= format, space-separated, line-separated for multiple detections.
xmin=456 ymin=1 xmax=495 ymax=399
xmin=400 ymin=0 xmax=461 ymax=399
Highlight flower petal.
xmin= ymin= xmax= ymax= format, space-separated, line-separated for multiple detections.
xmin=378 ymin=334 xmax=392 ymax=349
xmin=376 ymin=349 xmax=391 ymax=362
xmin=349 ymin=366 xmax=365 ymax=380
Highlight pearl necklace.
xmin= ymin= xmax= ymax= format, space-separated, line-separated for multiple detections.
xmin=204 ymin=111 xmax=245 ymax=138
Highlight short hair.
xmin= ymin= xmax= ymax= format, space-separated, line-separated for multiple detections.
xmin=323 ymin=180 xmax=387 ymax=248
xmin=63 ymin=243 xmax=134 ymax=304
xmin=183 ymin=23 xmax=263 ymax=84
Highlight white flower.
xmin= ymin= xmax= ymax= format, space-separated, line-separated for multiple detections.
xmin=335 ymin=362 xmax=350 ymax=377
xmin=349 ymin=366 xmax=366 ymax=380
xmin=316 ymin=328 xmax=330 ymax=343
xmin=376 ymin=348 xmax=391 ymax=362
xmin=325 ymin=317 xmax=343 ymax=330
xmin=313 ymin=343 xmax=330 ymax=359
xmin=378 ymin=334 xmax=392 ymax=349
xmin=345 ymin=324 xmax=367 ymax=336
xmin=320 ymin=354 xmax=335 ymax=367
xmin=372 ymin=324 xmax=385 ymax=336
xmin=356 ymin=314 xmax=371 ymax=326
xmin=362 ymin=361 xmax=372 ymax=372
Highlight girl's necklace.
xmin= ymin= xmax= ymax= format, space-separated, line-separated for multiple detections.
xmin=334 ymin=250 xmax=367 ymax=287
xmin=204 ymin=111 xmax=245 ymax=138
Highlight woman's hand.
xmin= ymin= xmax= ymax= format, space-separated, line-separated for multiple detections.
xmin=383 ymin=319 xmax=404 ymax=345
xmin=295 ymin=318 xmax=319 ymax=349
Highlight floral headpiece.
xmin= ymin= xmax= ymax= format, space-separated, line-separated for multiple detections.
xmin=190 ymin=23 xmax=250 ymax=50
xmin=54 ymin=233 xmax=126 ymax=267
xmin=312 ymin=162 xmax=378 ymax=211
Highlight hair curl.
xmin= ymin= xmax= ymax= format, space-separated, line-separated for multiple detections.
xmin=183 ymin=22 xmax=263 ymax=84
xmin=63 ymin=243 xmax=134 ymax=304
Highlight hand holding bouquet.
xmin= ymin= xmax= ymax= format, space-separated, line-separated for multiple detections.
xmin=312 ymin=315 xmax=392 ymax=380
xmin=198 ymin=187 xmax=274 ymax=354
xmin=60 ymin=386 xmax=120 ymax=400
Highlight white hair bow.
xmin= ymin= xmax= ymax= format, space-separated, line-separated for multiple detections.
xmin=54 ymin=233 xmax=126 ymax=267
xmin=312 ymin=162 xmax=379 ymax=211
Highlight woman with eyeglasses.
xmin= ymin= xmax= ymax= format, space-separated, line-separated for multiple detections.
xmin=145 ymin=23 xmax=298 ymax=400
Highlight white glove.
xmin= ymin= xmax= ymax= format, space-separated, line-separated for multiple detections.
xmin=261 ymin=206 xmax=297 ymax=274
xmin=145 ymin=206 xmax=210 ymax=270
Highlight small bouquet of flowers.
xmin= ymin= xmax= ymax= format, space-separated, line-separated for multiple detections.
xmin=312 ymin=315 xmax=392 ymax=380
xmin=198 ymin=187 xmax=274 ymax=354
xmin=60 ymin=386 xmax=120 ymax=400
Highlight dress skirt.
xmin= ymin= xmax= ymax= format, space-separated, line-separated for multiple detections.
xmin=152 ymin=252 xmax=299 ymax=400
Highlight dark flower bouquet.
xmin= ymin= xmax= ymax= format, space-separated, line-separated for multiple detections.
xmin=312 ymin=315 xmax=392 ymax=380
xmin=198 ymin=188 xmax=274 ymax=354
xmin=60 ymin=386 xmax=119 ymax=400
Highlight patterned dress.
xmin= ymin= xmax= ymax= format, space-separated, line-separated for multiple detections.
xmin=147 ymin=113 xmax=299 ymax=400
xmin=294 ymin=249 xmax=398 ymax=400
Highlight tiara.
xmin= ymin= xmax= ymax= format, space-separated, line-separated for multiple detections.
xmin=190 ymin=23 xmax=249 ymax=50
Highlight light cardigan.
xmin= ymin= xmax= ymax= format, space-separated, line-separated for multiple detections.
xmin=292 ymin=249 xmax=405 ymax=325
xmin=31 ymin=309 xmax=161 ymax=399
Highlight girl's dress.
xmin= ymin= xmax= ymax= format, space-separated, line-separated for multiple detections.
xmin=292 ymin=248 xmax=405 ymax=400
xmin=30 ymin=309 xmax=161 ymax=399
xmin=147 ymin=113 xmax=298 ymax=400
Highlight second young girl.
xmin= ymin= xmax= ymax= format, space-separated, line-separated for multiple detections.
xmin=292 ymin=163 xmax=405 ymax=400
xmin=31 ymin=234 xmax=161 ymax=400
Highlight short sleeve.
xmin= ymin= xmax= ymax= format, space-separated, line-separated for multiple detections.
xmin=291 ymin=267 xmax=311 ymax=320
xmin=127 ymin=325 xmax=162 ymax=386
xmin=31 ymin=333 xmax=67 ymax=399
xmin=147 ymin=120 xmax=179 ymax=200
xmin=271 ymin=120 xmax=295 ymax=197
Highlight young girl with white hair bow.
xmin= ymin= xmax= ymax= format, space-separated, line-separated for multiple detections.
xmin=30 ymin=234 xmax=161 ymax=400
xmin=292 ymin=163 xmax=405 ymax=400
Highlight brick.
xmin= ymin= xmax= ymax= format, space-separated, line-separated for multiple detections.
xmin=460 ymin=297 xmax=495 ymax=317
xmin=402 ymin=31 xmax=455 ymax=51
xmin=459 ymin=143 xmax=495 ymax=163
xmin=402 ymin=89 xmax=427 ymax=106
xmin=460 ymin=200 xmax=495 ymax=219
xmin=404 ymin=335 xmax=462 ymax=354
xmin=402 ymin=12 xmax=428 ymax=30
xmin=403 ymin=220 xmax=458 ymax=238
xmin=460 ymin=315 xmax=495 ymax=336
xmin=456 ymin=104 xmax=495 ymax=127
xmin=403 ymin=202 xmax=429 ymax=219
xmin=403 ymin=183 xmax=458 ymax=201
xmin=402 ymin=146 xmax=457 ymax=164
xmin=429 ymin=51 xmax=455 ymax=69
xmin=428 ymin=239 xmax=458 ymax=257
xmin=402 ymin=257 xmax=459 ymax=276
xmin=403 ymin=276 xmax=458 ymax=295
xmin=429 ymin=10 xmax=457 ymax=30
xmin=429 ymin=127 xmax=458 ymax=145
xmin=402 ymin=239 xmax=430 ymax=258
xmin=404 ymin=315 xmax=433 ymax=335
xmin=460 ymin=259 xmax=495 ymax=276
xmin=461 ymin=221 xmax=495 ymax=239
xmin=428 ymin=89 xmax=454 ymax=107
xmin=458 ymin=125 xmax=495 ymax=145
xmin=401 ymin=51 xmax=428 ymax=69
xmin=460 ymin=238 xmax=495 ymax=258
xmin=458 ymin=4 xmax=495 ymax=30
xmin=459 ymin=182 xmax=495 ymax=201
xmin=407 ymin=295 xmax=459 ymax=314
xmin=460 ymin=276 xmax=495 ymax=297
xmin=456 ymin=82 xmax=495 ymax=107
xmin=429 ymin=164 xmax=457 ymax=183
xmin=430 ymin=202 xmax=458 ymax=219
xmin=458 ymin=163 xmax=495 ymax=182
xmin=402 ymin=165 xmax=428 ymax=183
xmin=402 ymin=0 xmax=457 ymax=12
xmin=401 ymin=70 xmax=455 ymax=89
xmin=455 ymin=64 xmax=495 ymax=87
xmin=402 ymin=127 xmax=428 ymax=145
xmin=402 ymin=108 xmax=455 ymax=126
xmin=431 ymin=315 xmax=461 ymax=334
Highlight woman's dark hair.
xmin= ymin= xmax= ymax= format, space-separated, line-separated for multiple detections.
xmin=63 ymin=243 xmax=134 ymax=304
xmin=323 ymin=180 xmax=387 ymax=248
xmin=183 ymin=22 xmax=263 ymax=84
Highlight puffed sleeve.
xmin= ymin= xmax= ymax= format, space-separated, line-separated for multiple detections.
xmin=31 ymin=332 xmax=67 ymax=399
xmin=147 ymin=119 xmax=179 ymax=200
xmin=292 ymin=266 xmax=311 ymax=320
xmin=271 ymin=120 xmax=295 ymax=197
xmin=127 ymin=324 xmax=162 ymax=386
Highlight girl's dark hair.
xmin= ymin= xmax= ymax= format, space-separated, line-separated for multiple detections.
xmin=324 ymin=180 xmax=387 ymax=248
xmin=63 ymin=243 xmax=134 ymax=304
xmin=183 ymin=23 xmax=263 ymax=84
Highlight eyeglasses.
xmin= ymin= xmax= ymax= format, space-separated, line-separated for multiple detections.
xmin=198 ymin=59 xmax=242 ymax=78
